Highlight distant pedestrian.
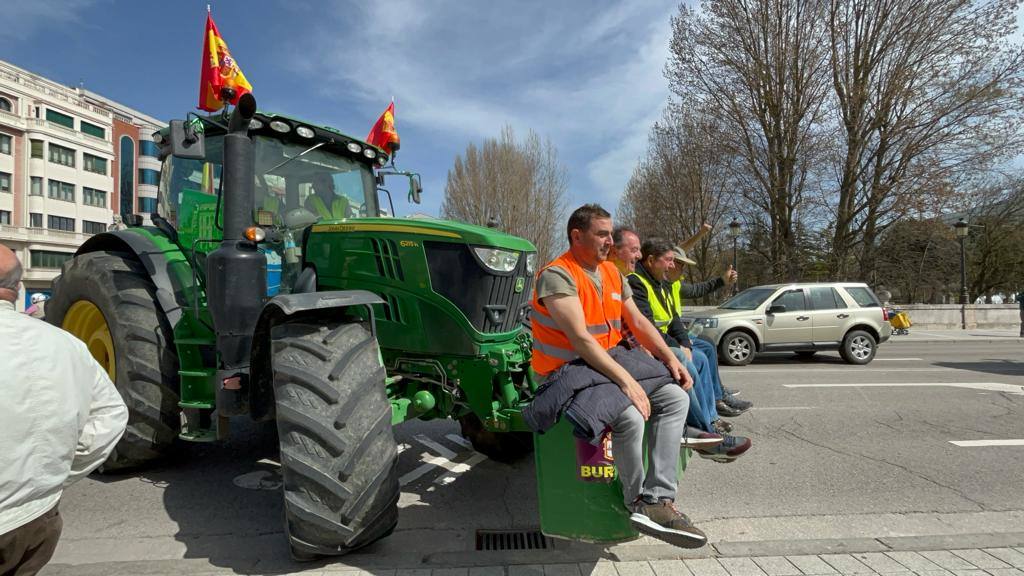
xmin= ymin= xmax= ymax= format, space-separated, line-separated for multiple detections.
xmin=1019 ymin=292 xmax=1024 ymax=338
xmin=0 ymin=244 xmax=128 ymax=576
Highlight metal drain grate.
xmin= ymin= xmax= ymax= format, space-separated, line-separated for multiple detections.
xmin=475 ymin=529 xmax=550 ymax=551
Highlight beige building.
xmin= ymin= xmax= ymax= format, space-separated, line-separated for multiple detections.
xmin=0 ymin=59 xmax=162 ymax=310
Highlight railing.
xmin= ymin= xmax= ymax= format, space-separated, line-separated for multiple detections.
xmin=24 ymin=118 xmax=112 ymax=148
xmin=0 ymin=65 xmax=113 ymax=119
xmin=0 ymin=109 xmax=25 ymax=129
xmin=0 ymin=224 xmax=96 ymax=244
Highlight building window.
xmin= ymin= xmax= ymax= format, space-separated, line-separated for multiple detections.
xmin=48 ymin=143 xmax=75 ymax=167
xmin=139 ymin=197 xmax=158 ymax=213
xmin=30 ymin=139 xmax=43 ymax=159
xmin=83 ymin=187 xmax=107 ymax=207
xmin=30 ymin=177 xmax=42 ymax=196
xmin=47 ymin=215 xmax=75 ymax=232
xmin=0 ymin=133 xmax=10 ymax=155
xmin=0 ymin=97 xmax=11 ymax=112
xmin=81 ymin=121 xmax=105 ymax=139
xmin=83 ymin=220 xmax=107 ymax=234
xmin=30 ymin=250 xmax=73 ymax=269
xmin=139 ymin=140 xmax=160 ymax=157
xmin=48 ymin=179 xmax=75 ymax=202
xmin=138 ymin=168 xmax=160 ymax=186
xmin=29 ymin=213 xmax=42 ymax=228
xmin=0 ymin=210 xmax=10 ymax=225
xmin=120 ymin=136 xmax=135 ymax=216
xmin=45 ymin=109 xmax=74 ymax=130
xmin=0 ymin=172 xmax=9 ymax=193
xmin=83 ymin=153 xmax=107 ymax=175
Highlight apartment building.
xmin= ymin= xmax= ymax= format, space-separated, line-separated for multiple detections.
xmin=0 ymin=59 xmax=162 ymax=310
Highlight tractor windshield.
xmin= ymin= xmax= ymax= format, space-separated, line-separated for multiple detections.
xmin=158 ymin=135 xmax=379 ymax=229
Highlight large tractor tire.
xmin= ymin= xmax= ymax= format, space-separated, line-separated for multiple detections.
xmin=271 ymin=321 xmax=400 ymax=559
xmin=459 ymin=413 xmax=534 ymax=463
xmin=47 ymin=251 xmax=180 ymax=471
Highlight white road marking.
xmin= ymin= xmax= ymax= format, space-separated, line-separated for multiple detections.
xmin=949 ymin=439 xmax=1024 ymax=447
xmin=435 ymin=452 xmax=488 ymax=485
xmin=784 ymin=382 xmax=1024 ymax=395
xmin=397 ymin=443 xmax=411 ymax=454
xmin=754 ymin=406 xmax=819 ymax=410
xmin=399 ymin=434 xmax=488 ymax=489
xmin=445 ymin=434 xmax=474 ymax=450
xmin=414 ymin=434 xmax=457 ymax=459
xmin=874 ymin=358 xmax=924 ymax=361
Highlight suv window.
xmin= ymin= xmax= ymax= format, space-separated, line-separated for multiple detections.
xmin=772 ymin=289 xmax=806 ymax=312
xmin=810 ymin=287 xmax=844 ymax=310
xmin=845 ymin=286 xmax=880 ymax=307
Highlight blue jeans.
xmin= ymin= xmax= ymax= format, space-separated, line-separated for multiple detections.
xmin=692 ymin=337 xmax=724 ymax=401
xmin=671 ymin=346 xmax=718 ymax=432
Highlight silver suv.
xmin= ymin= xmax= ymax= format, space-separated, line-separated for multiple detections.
xmin=683 ymin=282 xmax=892 ymax=366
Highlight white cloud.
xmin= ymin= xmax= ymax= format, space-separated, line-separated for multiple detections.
xmin=0 ymin=0 xmax=102 ymax=42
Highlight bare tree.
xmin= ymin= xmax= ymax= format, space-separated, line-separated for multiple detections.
xmin=666 ymin=0 xmax=832 ymax=281
xmin=825 ymin=0 xmax=1024 ymax=280
xmin=442 ymin=126 xmax=568 ymax=263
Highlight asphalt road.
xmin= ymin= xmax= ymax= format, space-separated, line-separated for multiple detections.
xmin=44 ymin=340 xmax=1024 ymax=574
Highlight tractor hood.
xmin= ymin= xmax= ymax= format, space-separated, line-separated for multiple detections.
xmin=310 ymin=217 xmax=537 ymax=253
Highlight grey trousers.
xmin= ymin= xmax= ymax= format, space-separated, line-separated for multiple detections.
xmin=610 ymin=383 xmax=689 ymax=506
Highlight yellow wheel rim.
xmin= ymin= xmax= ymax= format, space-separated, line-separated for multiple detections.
xmin=63 ymin=300 xmax=116 ymax=381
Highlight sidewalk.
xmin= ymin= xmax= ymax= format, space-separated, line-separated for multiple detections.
xmin=888 ymin=328 xmax=1023 ymax=343
xmin=41 ymin=546 xmax=1024 ymax=576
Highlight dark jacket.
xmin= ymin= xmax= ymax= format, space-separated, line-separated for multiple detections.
xmin=523 ymin=346 xmax=676 ymax=443
xmin=628 ymin=262 xmax=692 ymax=349
xmin=678 ymin=276 xmax=726 ymax=300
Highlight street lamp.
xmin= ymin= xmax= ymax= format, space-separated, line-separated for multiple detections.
xmin=954 ymin=218 xmax=969 ymax=330
xmin=729 ymin=217 xmax=741 ymax=295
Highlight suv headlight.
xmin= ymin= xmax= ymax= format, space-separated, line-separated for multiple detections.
xmin=525 ymin=253 xmax=537 ymax=274
xmin=473 ymin=247 xmax=520 ymax=272
xmin=695 ymin=318 xmax=718 ymax=328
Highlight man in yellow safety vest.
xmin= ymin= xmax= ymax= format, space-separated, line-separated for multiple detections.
xmin=304 ymin=172 xmax=350 ymax=220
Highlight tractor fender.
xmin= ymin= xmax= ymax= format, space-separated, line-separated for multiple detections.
xmin=75 ymin=230 xmax=192 ymax=327
xmin=249 ymin=290 xmax=385 ymax=421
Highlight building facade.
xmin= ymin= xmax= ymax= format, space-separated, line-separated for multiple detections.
xmin=0 ymin=59 xmax=163 ymax=310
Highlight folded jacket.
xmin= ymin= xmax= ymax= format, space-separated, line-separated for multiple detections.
xmin=523 ymin=345 xmax=676 ymax=443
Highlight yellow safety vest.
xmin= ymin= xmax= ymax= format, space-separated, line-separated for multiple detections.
xmin=670 ymin=279 xmax=684 ymax=317
xmin=629 ymin=272 xmax=673 ymax=333
xmin=308 ymin=195 xmax=348 ymax=220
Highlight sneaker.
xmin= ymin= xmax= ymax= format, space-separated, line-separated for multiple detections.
xmin=681 ymin=426 xmax=725 ymax=449
xmin=629 ymin=498 xmax=708 ymax=549
xmin=696 ymin=435 xmax=752 ymax=463
xmin=712 ymin=419 xmax=733 ymax=434
xmin=722 ymin=385 xmax=741 ymax=397
xmin=716 ymin=399 xmax=746 ymax=418
xmin=723 ymin=394 xmax=753 ymax=411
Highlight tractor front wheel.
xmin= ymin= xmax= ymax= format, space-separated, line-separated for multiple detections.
xmin=271 ymin=321 xmax=400 ymax=559
xmin=46 ymin=251 xmax=180 ymax=471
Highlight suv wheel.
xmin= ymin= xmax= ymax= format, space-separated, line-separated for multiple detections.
xmin=719 ymin=331 xmax=755 ymax=366
xmin=840 ymin=330 xmax=876 ymax=365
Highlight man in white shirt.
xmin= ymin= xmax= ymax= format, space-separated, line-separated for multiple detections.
xmin=0 ymin=244 xmax=128 ymax=575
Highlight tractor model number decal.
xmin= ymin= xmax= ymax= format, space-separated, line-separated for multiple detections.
xmin=400 ymin=240 xmax=418 ymax=248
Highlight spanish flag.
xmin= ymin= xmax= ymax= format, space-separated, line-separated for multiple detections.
xmin=198 ymin=11 xmax=252 ymax=112
xmin=366 ymin=102 xmax=400 ymax=156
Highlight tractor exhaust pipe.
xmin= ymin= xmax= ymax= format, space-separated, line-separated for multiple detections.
xmin=206 ymin=93 xmax=265 ymax=408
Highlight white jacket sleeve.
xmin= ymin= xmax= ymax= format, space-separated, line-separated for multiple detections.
xmin=65 ymin=357 xmax=129 ymax=485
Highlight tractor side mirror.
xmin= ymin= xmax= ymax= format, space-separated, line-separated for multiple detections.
xmin=163 ymin=119 xmax=205 ymax=160
xmin=283 ymin=208 xmax=319 ymax=230
xmin=409 ymin=175 xmax=423 ymax=205
xmin=767 ymin=304 xmax=787 ymax=315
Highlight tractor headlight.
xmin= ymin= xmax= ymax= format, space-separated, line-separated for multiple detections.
xmin=473 ymin=247 xmax=520 ymax=273
xmin=269 ymin=120 xmax=291 ymax=133
xmin=525 ymin=253 xmax=537 ymax=274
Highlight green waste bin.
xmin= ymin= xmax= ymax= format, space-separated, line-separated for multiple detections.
xmin=533 ymin=418 xmax=690 ymax=543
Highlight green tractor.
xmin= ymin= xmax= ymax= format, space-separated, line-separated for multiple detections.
xmin=47 ymin=94 xmax=539 ymax=558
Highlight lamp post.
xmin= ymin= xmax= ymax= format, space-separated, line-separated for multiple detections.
xmin=729 ymin=217 xmax=741 ymax=295
xmin=954 ymin=218 xmax=969 ymax=330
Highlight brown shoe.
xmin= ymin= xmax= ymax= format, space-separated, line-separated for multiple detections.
xmin=629 ymin=499 xmax=707 ymax=549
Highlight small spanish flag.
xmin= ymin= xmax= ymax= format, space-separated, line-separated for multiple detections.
xmin=198 ymin=10 xmax=252 ymax=112
xmin=366 ymin=101 xmax=400 ymax=156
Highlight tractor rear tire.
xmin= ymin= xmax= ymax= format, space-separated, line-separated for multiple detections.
xmin=271 ymin=321 xmax=399 ymax=559
xmin=459 ymin=413 xmax=534 ymax=463
xmin=46 ymin=251 xmax=180 ymax=471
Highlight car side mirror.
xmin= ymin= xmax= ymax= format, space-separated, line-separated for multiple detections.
xmin=768 ymin=304 xmax=787 ymax=314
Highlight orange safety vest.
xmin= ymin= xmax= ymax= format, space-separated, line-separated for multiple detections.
xmin=530 ymin=251 xmax=624 ymax=376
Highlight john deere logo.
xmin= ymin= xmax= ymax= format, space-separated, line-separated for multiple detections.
xmin=514 ymin=277 xmax=525 ymax=293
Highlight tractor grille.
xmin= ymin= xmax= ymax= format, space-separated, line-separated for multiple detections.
xmin=424 ymin=242 xmax=533 ymax=334
xmin=475 ymin=529 xmax=549 ymax=551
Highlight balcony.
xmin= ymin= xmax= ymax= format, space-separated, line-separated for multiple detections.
xmin=0 ymin=224 xmax=95 ymax=246
xmin=24 ymin=118 xmax=112 ymax=152
xmin=0 ymin=109 xmax=26 ymax=130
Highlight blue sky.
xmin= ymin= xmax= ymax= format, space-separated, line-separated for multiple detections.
xmin=2 ymin=0 xmax=682 ymax=218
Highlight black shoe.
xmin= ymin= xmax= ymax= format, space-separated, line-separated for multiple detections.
xmin=721 ymin=386 xmax=741 ymax=397
xmin=716 ymin=399 xmax=745 ymax=418
xmin=629 ymin=499 xmax=708 ymax=549
xmin=723 ymin=394 xmax=753 ymax=411
xmin=712 ymin=419 xmax=733 ymax=434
